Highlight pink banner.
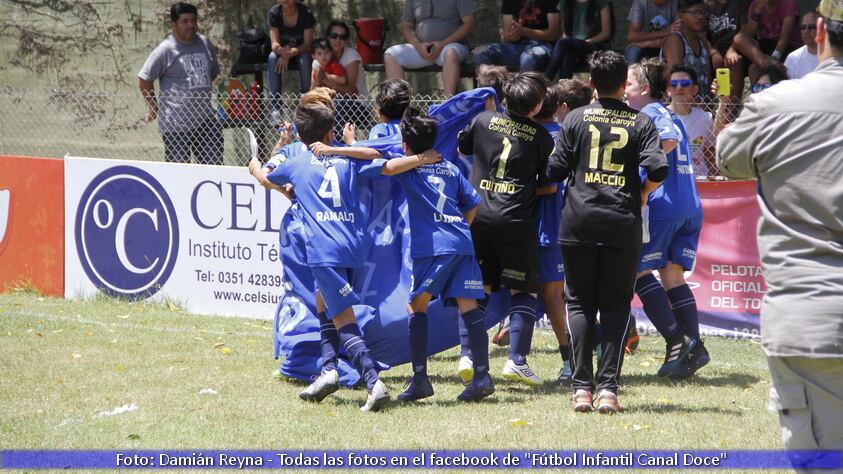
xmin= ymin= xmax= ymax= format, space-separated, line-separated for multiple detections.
xmin=633 ymin=181 xmax=765 ymax=338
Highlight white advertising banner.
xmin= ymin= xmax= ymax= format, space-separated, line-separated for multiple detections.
xmin=65 ymin=156 xmax=291 ymax=318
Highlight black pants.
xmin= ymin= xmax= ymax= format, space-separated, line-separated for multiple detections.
xmin=545 ymin=37 xmax=602 ymax=80
xmin=562 ymin=243 xmax=640 ymax=393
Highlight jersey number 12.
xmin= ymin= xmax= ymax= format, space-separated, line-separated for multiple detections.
xmin=588 ymin=125 xmax=628 ymax=172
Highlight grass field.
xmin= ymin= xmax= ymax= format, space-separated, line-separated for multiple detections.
xmin=0 ymin=290 xmax=786 ymax=471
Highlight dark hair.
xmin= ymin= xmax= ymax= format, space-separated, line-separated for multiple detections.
xmin=587 ymin=50 xmax=628 ymax=95
xmin=534 ymin=84 xmax=563 ymax=121
xmin=678 ymin=0 xmax=704 ymax=11
xmin=557 ymin=79 xmax=592 ymax=109
xmin=400 ymin=108 xmax=438 ymax=155
xmin=669 ymin=64 xmax=698 ymax=84
xmin=757 ymin=62 xmax=789 ymax=84
xmin=823 ymin=17 xmax=843 ymax=50
xmin=312 ymin=38 xmax=330 ymax=52
xmin=630 ymin=58 xmax=669 ymax=99
xmin=503 ymin=71 xmax=547 ymax=117
xmin=376 ymin=79 xmax=413 ymax=120
xmin=325 ymin=19 xmax=351 ymax=38
xmin=295 ymin=103 xmax=334 ymax=145
xmin=476 ymin=65 xmax=509 ymax=100
xmin=170 ymin=2 xmax=197 ymax=22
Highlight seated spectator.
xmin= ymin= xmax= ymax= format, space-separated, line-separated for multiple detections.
xmin=311 ymin=38 xmax=347 ymax=88
xmin=318 ymin=20 xmax=369 ymax=141
xmin=667 ymin=65 xmax=714 ymax=177
xmin=544 ymin=0 xmax=613 ymax=80
xmin=384 ymin=0 xmax=477 ymax=97
xmin=751 ymin=61 xmax=788 ymax=92
xmin=661 ymin=0 xmax=717 ymax=92
xmin=625 ymin=0 xmax=680 ymax=64
xmin=267 ymin=0 xmax=316 ymax=119
xmin=473 ymin=0 xmax=561 ymax=73
xmin=705 ymin=0 xmax=750 ymax=99
xmin=784 ymin=11 xmax=819 ymax=78
xmin=731 ymin=0 xmax=799 ymax=82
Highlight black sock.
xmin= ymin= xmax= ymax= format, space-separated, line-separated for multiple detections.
xmin=508 ymin=293 xmax=537 ymax=365
xmin=338 ymin=323 xmax=378 ymax=390
xmin=408 ymin=312 xmax=428 ymax=383
xmin=635 ymin=273 xmax=681 ymax=340
xmin=558 ymin=344 xmax=571 ymax=362
xmin=317 ymin=311 xmax=339 ymax=372
xmin=461 ymin=307 xmax=489 ymax=379
xmin=667 ymin=284 xmax=700 ymax=340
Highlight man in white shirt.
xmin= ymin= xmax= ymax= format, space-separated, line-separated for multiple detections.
xmin=784 ymin=11 xmax=819 ymax=78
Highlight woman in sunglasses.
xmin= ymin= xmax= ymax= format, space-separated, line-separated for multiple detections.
xmin=661 ymin=0 xmax=718 ymax=93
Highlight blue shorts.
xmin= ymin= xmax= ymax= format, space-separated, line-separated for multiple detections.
xmin=410 ymin=255 xmax=485 ymax=303
xmin=311 ymin=266 xmax=361 ymax=318
xmin=638 ymin=216 xmax=702 ymax=272
xmin=538 ymin=245 xmax=565 ymax=283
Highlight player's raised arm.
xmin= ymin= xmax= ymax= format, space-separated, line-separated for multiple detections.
xmin=379 ymin=150 xmax=442 ymax=175
xmin=309 ymin=142 xmax=383 ymax=160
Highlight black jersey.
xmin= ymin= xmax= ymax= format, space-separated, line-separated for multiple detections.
xmin=547 ymin=98 xmax=667 ymax=248
xmin=458 ymin=110 xmax=554 ymax=240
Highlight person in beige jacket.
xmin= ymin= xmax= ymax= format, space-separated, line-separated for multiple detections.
xmin=716 ymin=0 xmax=843 ymax=468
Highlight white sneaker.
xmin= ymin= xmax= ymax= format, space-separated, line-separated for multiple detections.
xmin=298 ymin=369 xmax=339 ymax=402
xmin=502 ymin=359 xmax=543 ymax=386
xmin=360 ymin=379 xmax=390 ymax=412
xmin=457 ymin=356 xmax=474 ymax=384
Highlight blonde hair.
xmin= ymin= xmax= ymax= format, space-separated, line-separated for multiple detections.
xmin=300 ymin=87 xmax=337 ymax=109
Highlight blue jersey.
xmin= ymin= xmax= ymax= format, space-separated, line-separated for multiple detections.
xmin=267 ymin=147 xmax=381 ymax=267
xmin=376 ymin=154 xmax=480 ymax=258
xmin=368 ymin=119 xmax=401 ymax=140
xmin=537 ymin=122 xmax=564 ymax=247
xmin=640 ymin=102 xmax=702 ymax=220
xmin=428 ymin=87 xmax=499 ymax=177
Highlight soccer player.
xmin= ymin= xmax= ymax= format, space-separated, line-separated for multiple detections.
xmin=626 ymin=58 xmax=710 ymax=379
xmin=457 ymin=71 xmax=555 ymax=386
xmin=344 ymin=79 xmax=412 ymax=144
xmin=266 ymin=103 xmax=433 ymax=412
xmin=547 ymin=50 xmax=667 ymax=413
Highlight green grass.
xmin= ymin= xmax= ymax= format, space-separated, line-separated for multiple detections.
xmin=0 ymin=291 xmax=785 ymax=470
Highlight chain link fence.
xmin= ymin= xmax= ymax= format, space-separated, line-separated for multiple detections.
xmin=0 ymin=86 xmax=740 ymax=179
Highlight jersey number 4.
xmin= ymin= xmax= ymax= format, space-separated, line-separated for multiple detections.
xmin=588 ymin=125 xmax=628 ymax=172
xmin=317 ymin=166 xmax=341 ymax=207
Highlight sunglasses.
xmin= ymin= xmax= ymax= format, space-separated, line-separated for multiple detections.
xmin=800 ymin=24 xmax=817 ymax=30
xmin=751 ymin=83 xmax=773 ymax=93
xmin=328 ymin=32 xmax=349 ymax=40
xmin=670 ymin=79 xmax=694 ymax=88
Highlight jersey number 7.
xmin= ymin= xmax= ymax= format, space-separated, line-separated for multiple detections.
xmin=588 ymin=125 xmax=629 ymax=172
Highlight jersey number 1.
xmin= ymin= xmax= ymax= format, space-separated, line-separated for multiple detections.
xmin=317 ymin=167 xmax=341 ymax=207
xmin=588 ymin=125 xmax=628 ymax=172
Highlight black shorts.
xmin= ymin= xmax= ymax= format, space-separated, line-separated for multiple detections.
xmin=471 ymin=231 xmax=538 ymax=293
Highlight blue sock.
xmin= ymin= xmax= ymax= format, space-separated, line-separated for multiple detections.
xmin=508 ymin=293 xmax=537 ymax=365
xmin=461 ymin=308 xmax=489 ymax=379
xmin=317 ymin=312 xmax=339 ymax=372
xmin=338 ymin=323 xmax=379 ymax=390
xmin=667 ymin=284 xmax=700 ymax=340
xmin=457 ymin=315 xmax=471 ymax=358
xmin=408 ymin=312 xmax=428 ymax=383
xmin=635 ymin=273 xmax=682 ymax=341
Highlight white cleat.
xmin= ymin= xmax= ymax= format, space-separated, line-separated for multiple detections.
xmin=298 ymin=369 xmax=339 ymax=402
xmin=502 ymin=359 xmax=543 ymax=386
xmin=360 ymin=380 xmax=390 ymax=412
xmin=457 ymin=356 xmax=474 ymax=384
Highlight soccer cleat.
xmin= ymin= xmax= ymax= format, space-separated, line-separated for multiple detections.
xmin=360 ymin=380 xmax=390 ymax=412
xmin=492 ymin=318 xmax=511 ymax=347
xmin=457 ymin=355 xmax=474 ymax=384
xmin=457 ymin=373 xmax=495 ymax=402
xmin=397 ymin=377 xmax=434 ymax=402
xmin=557 ymin=359 xmax=573 ymax=385
xmin=595 ymin=389 xmax=621 ymax=414
xmin=298 ymin=369 xmax=339 ymax=402
xmin=669 ymin=339 xmax=711 ymax=379
xmin=502 ymin=359 xmax=543 ymax=386
xmin=625 ymin=315 xmax=640 ymax=354
xmin=271 ymin=368 xmax=284 ymax=379
xmin=657 ymin=335 xmax=695 ymax=377
xmin=572 ymin=389 xmax=593 ymax=413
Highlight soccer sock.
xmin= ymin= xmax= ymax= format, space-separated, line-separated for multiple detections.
xmin=558 ymin=344 xmax=571 ymax=362
xmin=461 ymin=308 xmax=489 ymax=379
xmin=635 ymin=273 xmax=682 ymax=341
xmin=457 ymin=315 xmax=471 ymax=358
xmin=338 ymin=323 xmax=379 ymax=390
xmin=667 ymin=284 xmax=700 ymax=340
xmin=408 ymin=312 xmax=429 ymax=383
xmin=508 ymin=293 xmax=537 ymax=365
xmin=317 ymin=311 xmax=339 ymax=373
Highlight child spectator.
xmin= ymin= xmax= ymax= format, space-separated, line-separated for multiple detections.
xmin=667 ymin=65 xmax=715 ymax=177
xmin=544 ymin=0 xmax=613 ymax=80
xmin=661 ymin=0 xmax=717 ymax=92
xmin=626 ymin=0 xmax=680 ymax=63
xmin=311 ymin=38 xmax=346 ymax=89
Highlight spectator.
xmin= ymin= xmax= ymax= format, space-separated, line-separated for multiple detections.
xmin=784 ymin=11 xmax=820 ymax=78
xmin=716 ymin=0 xmax=843 ymax=459
xmin=138 ymin=2 xmax=223 ymax=165
xmin=544 ymin=0 xmax=613 ymax=80
xmin=311 ymin=39 xmax=347 ymax=89
xmin=384 ymin=0 xmax=477 ymax=97
xmin=318 ymin=20 xmax=369 ymax=141
xmin=706 ymin=0 xmax=750 ymax=99
xmin=751 ymin=61 xmax=788 ymax=92
xmin=475 ymin=64 xmax=509 ymax=109
xmin=731 ymin=0 xmax=799 ymax=82
xmin=625 ymin=0 xmax=680 ymax=64
xmin=667 ymin=65 xmax=714 ymax=177
xmin=267 ymin=0 xmax=316 ymax=117
xmin=662 ymin=0 xmax=717 ymax=91
xmin=473 ymin=0 xmax=562 ymax=73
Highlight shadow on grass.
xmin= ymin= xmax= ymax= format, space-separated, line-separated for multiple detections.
xmin=622 ymin=372 xmax=761 ymax=389
xmin=626 ymin=402 xmax=744 ymax=415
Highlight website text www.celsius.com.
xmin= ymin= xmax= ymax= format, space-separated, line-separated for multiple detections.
xmin=212 ymin=290 xmax=280 ymax=304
